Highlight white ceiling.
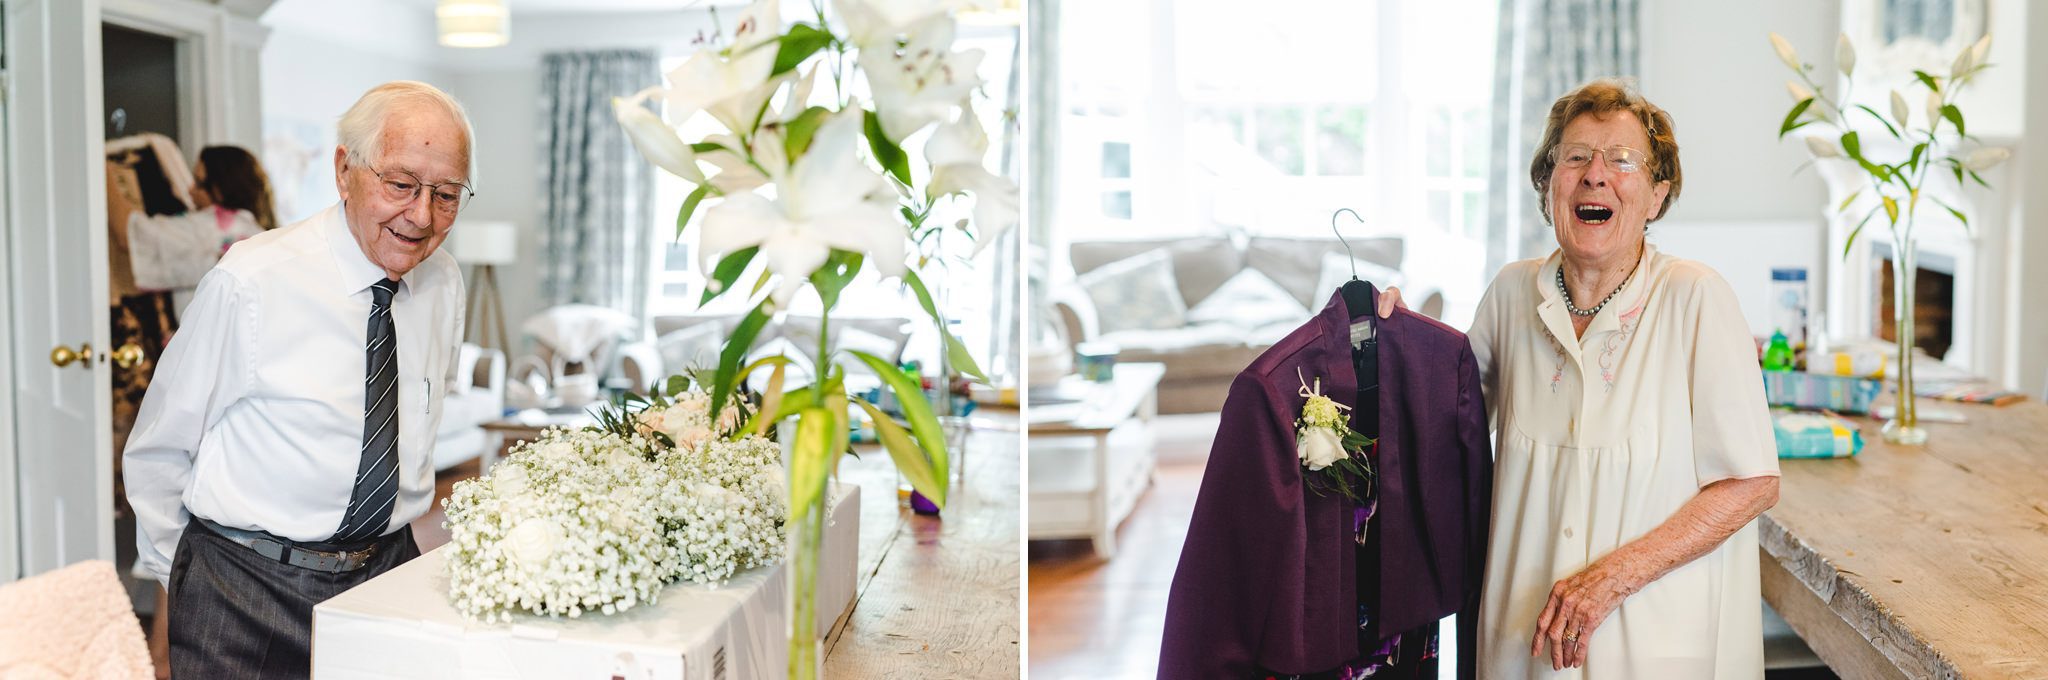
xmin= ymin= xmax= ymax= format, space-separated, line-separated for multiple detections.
xmin=402 ymin=0 xmax=752 ymax=13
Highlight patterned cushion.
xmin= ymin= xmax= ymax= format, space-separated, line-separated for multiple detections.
xmin=1078 ymin=249 xmax=1190 ymax=335
xmin=1186 ymin=269 xmax=1310 ymax=329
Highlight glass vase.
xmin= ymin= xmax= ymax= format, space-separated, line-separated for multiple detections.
xmin=1882 ymin=240 xmax=1928 ymax=445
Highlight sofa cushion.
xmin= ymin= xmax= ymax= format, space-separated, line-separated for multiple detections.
xmin=1186 ymin=269 xmax=1310 ymax=329
xmin=1078 ymin=249 xmax=1189 ymax=335
xmin=1071 ymin=237 xmax=1241 ymax=307
xmin=1101 ymin=323 xmax=1262 ymax=381
xmin=1312 ymin=251 xmax=1408 ymax=313
xmin=1246 ymin=236 xmax=1403 ymax=309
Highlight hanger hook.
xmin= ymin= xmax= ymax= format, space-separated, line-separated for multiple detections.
xmin=1331 ymin=208 xmax=1363 ymax=279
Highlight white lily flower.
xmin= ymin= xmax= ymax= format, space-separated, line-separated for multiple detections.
xmin=1836 ymin=33 xmax=1855 ymax=77
xmin=861 ymin=14 xmax=985 ymax=142
xmin=1806 ymin=136 xmax=1842 ymax=158
xmin=1785 ymin=80 xmax=1813 ymax=103
xmin=833 ymin=0 xmax=967 ymax=49
xmin=1890 ymin=90 xmax=1910 ymax=129
xmin=614 ymin=86 xmax=705 ymax=183
xmin=699 ymin=134 xmax=770 ymax=194
xmin=1769 ymin=33 xmax=1801 ymax=71
xmin=664 ymin=0 xmax=787 ymax=134
xmin=700 ymin=111 xmax=906 ymax=304
xmin=924 ymin=105 xmax=1018 ymax=254
xmin=1965 ymin=147 xmax=2010 ymax=172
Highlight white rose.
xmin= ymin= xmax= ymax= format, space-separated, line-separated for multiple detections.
xmin=504 ymin=518 xmax=565 ymax=570
xmin=1297 ymin=427 xmax=1345 ymax=471
xmin=493 ymin=464 xmax=530 ymax=500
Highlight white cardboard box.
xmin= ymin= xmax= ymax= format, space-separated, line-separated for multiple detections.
xmin=313 ymin=485 xmax=860 ymax=679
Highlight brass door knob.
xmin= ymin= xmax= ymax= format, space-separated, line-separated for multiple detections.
xmin=112 ymin=342 xmax=146 ymax=369
xmin=50 ymin=342 xmax=92 ymax=368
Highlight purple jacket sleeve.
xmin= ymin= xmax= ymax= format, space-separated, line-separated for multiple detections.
xmin=1456 ymin=342 xmax=1493 ymax=680
xmin=1160 ymin=373 xmax=1306 ymax=678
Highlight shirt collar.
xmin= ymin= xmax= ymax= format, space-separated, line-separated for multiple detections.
xmin=319 ymin=203 xmax=414 ymax=302
xmin=1533 ymin=243 xmax=1661 ymax=348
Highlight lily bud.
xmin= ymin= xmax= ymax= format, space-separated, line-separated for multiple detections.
xmin=1770 ymin=33 xmax=1802 ymax=71
xmin=1890 ymin=90 xmax=1910 ymax=129
xmin=1836 ymin=33 xmax=1856 ymax=77
xmin=1965 ymin=147 xmax=2010 ymax=172
xmin=1805 ymin=136 xmax=1842 ymax=158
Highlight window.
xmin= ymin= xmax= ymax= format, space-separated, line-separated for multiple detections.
xmin=1055 ymin=0 xmax=1497 ymax=241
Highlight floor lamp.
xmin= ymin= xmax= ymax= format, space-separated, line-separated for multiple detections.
xmin=451 ymin=220 xmax=517 ymax=352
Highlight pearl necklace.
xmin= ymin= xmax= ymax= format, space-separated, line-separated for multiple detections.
xmin=1556 ymin=262 xmax=1637 ymax=317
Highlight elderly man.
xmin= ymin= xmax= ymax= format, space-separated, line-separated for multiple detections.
xmin=124 ymin=80 xmax=473 ymax=677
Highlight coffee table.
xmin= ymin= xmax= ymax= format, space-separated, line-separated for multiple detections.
xmin=1026 ymin=363 xmax=1165 ymax=558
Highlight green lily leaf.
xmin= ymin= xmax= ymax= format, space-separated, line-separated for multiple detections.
xmin=852 ymin=396 xmax=945 ymax=508
xmin=676 ymin=182 xmax=713 ymax=240
xmin=701 ymin=246 xmax=760 ymax=306
xmin=847 ymin=349 xmax=951 ymax=492
xmin=783 ymin=106 xmax=833 ymax=159
xmin=1778 ymin=98 xmax=1815 ymax=139
xmin=902 ymin=269 xmax=987 ymax=382
xmin=709 ymin=299 xmax=773 ymax=420
xmin=1852 ymin=104 xmax=1900 ymax=139
xmin=772 ymin=24 xmax=834 ymax=77
xmin=1941 ymin=104 xmax=1966 ymax=138
xmin=863 ymin=110 xmax=913 ymax=186
xmin=809 ymin=250 xmax=865 ymax=311
xmin=1843 ymin=204 xmax=1882 ymax=260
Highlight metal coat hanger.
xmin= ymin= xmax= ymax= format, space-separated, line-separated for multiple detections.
xmin=1332 ymin=208 xmax=1362 ymax=280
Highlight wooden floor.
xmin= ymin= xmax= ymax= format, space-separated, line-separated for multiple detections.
xmin=414 ymin=420 xmax=1023 ymax=678
xmin=1027 ymin=413 xmax=1218 ymax=680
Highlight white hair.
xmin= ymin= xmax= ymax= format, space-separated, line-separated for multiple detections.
xmin=335 ymin=80 xmax=479 ymax=187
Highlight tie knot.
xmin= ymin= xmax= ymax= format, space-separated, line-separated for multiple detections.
xmin=371 ymin=279 xmax=399 ymax=305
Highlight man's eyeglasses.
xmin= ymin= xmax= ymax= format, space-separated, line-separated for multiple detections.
xmin=362 ymin=164 xmax=472 ymax=216
xmin=1549 ymin=143 xmax=1650 ymax=174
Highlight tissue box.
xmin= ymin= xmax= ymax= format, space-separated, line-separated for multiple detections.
xmin=1773 ymin=410 xmax=1863 ymax=459
xmin=1762 ymin=370 xmax=1881 ymax=415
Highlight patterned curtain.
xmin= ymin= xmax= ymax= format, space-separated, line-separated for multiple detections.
xmin=538 ymin=49 xmax=660 ymax=323
xmin=1484 ymin=0 xmax=1641 ymax=274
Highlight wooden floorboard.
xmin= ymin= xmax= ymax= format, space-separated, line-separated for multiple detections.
xmin=1027 ymin=413 xmax=1217 ymax=679
xmin=824 ymin=417 xmax=1022 ymax=678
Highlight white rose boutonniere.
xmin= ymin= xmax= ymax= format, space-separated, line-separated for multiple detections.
xmin=1294 ymin=368 xmax=1377 ymax=504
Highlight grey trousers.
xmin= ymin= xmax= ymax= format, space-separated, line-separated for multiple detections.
xmin=167 ymin=519 xmax=419 ymax=679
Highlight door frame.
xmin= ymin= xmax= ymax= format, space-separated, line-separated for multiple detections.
xmin=0 ymin=2 xmax=18 ymax=584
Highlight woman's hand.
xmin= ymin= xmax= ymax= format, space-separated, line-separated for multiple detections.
xmin=1375 ymin=286 xmax=1406 ymax=319
xmin=1532 ymin=555 xmax=1644 ymax=670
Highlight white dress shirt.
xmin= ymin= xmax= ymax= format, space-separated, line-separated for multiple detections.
xmin=125 ymin=203 xmax=465 ymax=587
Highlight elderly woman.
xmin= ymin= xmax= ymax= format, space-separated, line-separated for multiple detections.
xmin=1385 ymin=78 xmax=1780 ymax=677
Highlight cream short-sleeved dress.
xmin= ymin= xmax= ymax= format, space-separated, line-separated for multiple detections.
xmin=1467 ymin=245 xmax=1780 ymax=679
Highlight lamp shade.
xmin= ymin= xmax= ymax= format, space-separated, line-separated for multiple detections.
xmin=438 ymin=0 xmax=509 ymax=48
xmin=450 ymin=220 xmax=517 ymax=265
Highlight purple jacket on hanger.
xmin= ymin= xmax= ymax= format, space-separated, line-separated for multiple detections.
xmin=1159 ymin=285 xmax=1492 ymax=679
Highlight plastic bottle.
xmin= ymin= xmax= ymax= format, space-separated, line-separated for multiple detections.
xmin=1763 ymin=330 xmax=1794 ymax=371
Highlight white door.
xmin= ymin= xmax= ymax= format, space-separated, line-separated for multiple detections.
xmin=4 ymin=0 xmax=115 ymax=580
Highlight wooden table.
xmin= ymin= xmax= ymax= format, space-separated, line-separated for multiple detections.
xmin=822 ymin=413 xmax=1020 ymax=678
xmin=1026 ymin=363 xmax=1166 ymax=558
xmin=1761 ymin=397 xmax=2048 ymax=679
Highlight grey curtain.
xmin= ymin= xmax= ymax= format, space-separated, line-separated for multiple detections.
xmin=1484 ymin=0 xmax=1640 ymax=273
xmin=538 ymin=49 xmax=661 ymax=322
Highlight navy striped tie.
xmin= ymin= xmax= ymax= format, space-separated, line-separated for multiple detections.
xmin=335 ymin=278 xmax=401 ymax=543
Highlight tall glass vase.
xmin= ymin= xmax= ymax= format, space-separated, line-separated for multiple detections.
xmin=789 ymin=487 xmax=826 ymax=679
xmin=1883 ymin=239 xmax=1929 ymax=445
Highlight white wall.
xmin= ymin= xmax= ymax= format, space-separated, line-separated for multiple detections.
xmin=2011 ymin=3 xmax=2048 ymax=398
xmin=259 ymin=0 xmax=456 ymax=224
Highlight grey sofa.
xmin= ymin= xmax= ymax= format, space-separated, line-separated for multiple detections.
xmin=1052 ymin=235 xmax=1439 ymax=414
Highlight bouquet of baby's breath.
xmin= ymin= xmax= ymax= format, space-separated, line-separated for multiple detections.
xmin=442 ymin=382 xmax=785 ymax=623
